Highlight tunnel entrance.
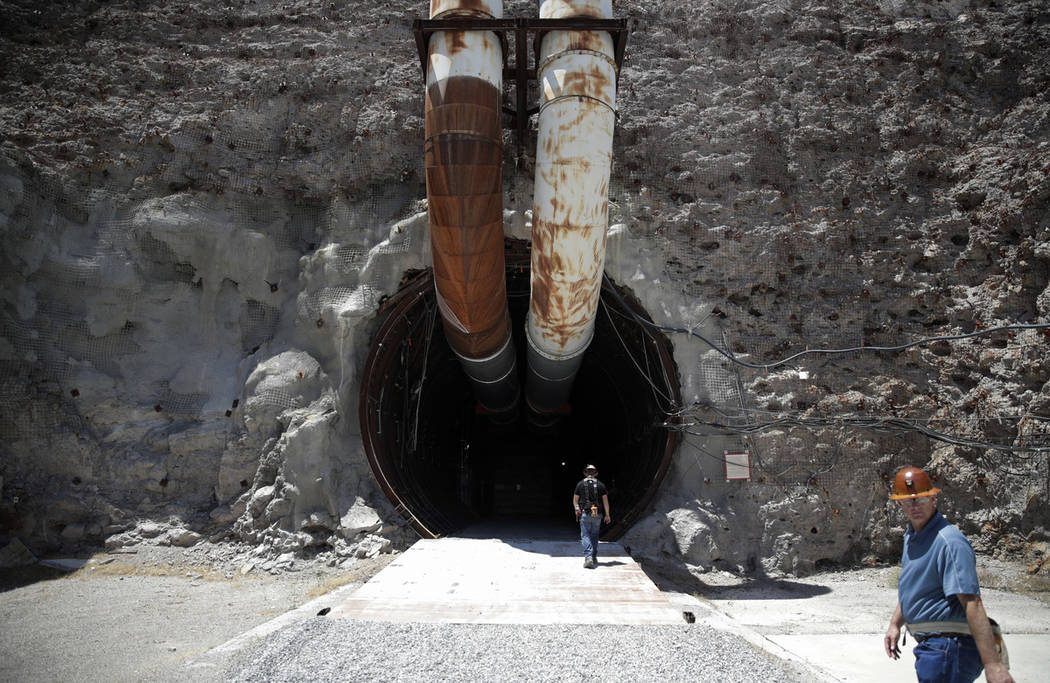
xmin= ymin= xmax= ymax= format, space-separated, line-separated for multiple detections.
xmin=359 ymin=239 xmax=680 ymax=539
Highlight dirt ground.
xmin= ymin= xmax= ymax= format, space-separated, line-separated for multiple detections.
xmin=0 ymin=544 xmax=394 ymax=682
xmin=2 ymin=541 xmax=1047 ymax=682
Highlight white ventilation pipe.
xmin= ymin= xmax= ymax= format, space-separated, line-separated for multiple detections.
xmin=525 ymin=0 xmax=617 ymax=415
xmin=425 ymin=0 xmax=519 ymax=414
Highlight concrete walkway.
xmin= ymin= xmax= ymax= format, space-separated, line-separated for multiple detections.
xmin=322 ymin=535 xmax=1050 ymax=681
xmin=328 ymin=537 xmax=685 ymax=625
xmin=191 ymin=532 xmax=1050 ymax=681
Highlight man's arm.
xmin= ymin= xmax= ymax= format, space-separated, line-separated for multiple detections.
xmin=573 ymin=493 xmax=581 ymax=520
xmin=958 ymin=593 xmax=1013 ymax=683
xmin=884 ymin=601 xmax=905 ymax=660
xmin=601 ymin=493 xmax=611 ymax=524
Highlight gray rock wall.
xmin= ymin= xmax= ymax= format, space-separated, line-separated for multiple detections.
xmin=1 ymin=0 xmax=1048 ymax=574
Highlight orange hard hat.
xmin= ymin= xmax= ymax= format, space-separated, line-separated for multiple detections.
xmin=889 ymin=466 xmax=941 ymax=500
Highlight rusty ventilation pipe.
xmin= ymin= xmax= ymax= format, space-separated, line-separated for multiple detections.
xmin=425 ymin=0 xmax=519 ymax=413
xmin=525 ymin=0 xmax=618 ymax=415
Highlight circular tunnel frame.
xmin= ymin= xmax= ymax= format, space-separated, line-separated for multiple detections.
xmin=359 ymin=245 xmax=681 ymax=540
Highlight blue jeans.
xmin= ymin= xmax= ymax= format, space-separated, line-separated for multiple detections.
xmin=580 ymin=515 xmax=601 ymax=560
xmin=913 ymin=636 xmax=983 ymax=683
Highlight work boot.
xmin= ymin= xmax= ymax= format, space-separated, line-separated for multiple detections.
xmin=583 ymin=557 xmax=594 ymax=568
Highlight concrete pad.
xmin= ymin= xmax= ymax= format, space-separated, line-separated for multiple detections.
xmin=327 ymin=537 xmax=685 ymax=624
xmin=763 ymin=633 xmax=1050 ymax=683
xmin=704 ymin=568 xmax=1050 ymax=683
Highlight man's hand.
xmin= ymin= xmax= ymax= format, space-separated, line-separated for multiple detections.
xmin=983 ymin=662 xmax=1013 ymax=683
xmin=885 ymin=602 xmax=905 ymax=660
xmin=884 ymin=624 xmax=901 ymax=660
xmin=603 ymin=514 xmax=611 ymax=524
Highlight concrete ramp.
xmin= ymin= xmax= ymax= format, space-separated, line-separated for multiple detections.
xmin=328 ymin=538 xmax=684 ymax=625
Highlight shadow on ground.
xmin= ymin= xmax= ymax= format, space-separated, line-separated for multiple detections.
xmin=635 ymin=556 xmax=832 ymax=600
xmin=0 ymin=564 xmax=69 ymax=592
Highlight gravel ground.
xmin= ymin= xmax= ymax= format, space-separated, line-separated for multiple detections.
xmin=226 ymin=620 xmax=815 ymax=682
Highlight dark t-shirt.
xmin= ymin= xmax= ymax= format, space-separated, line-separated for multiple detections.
xmin=574 ymin=477 xmax=607 ymax=510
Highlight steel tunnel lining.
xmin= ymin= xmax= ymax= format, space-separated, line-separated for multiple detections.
xmin=359 ymin=250 xmax=681 ymax=540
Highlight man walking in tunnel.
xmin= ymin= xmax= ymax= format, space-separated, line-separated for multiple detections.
xmin=883 ymin=466 xmax=1013 ymax=683
xmin=574 ymin=464 xmax=610 ymax=568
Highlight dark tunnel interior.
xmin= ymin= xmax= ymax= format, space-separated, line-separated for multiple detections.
xmin=359 ymin=240 xmax=680 ymax=540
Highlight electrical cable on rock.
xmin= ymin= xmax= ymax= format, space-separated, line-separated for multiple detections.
xmin=601 ymin=274 xmax=1050 ymax=371
xmin=598 ymin=277 xmax=1050 ymax=453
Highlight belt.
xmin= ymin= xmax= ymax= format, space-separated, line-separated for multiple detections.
xmin=906 ymin=620 xmax=1009 ymax=669
xmin=913 ymin=632 xmax=974 ymax=643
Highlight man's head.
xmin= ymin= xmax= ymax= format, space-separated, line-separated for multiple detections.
xmin=890 ymin=466 xmax=940 ymax=530
xmin=583 ymin=464 xmax=598 ymax=477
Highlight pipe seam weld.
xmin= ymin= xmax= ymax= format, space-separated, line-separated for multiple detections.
xmin=526 ymin=367 xmax=578 ymax=384
xmin=525 ymin=326 xmax=593 ymax=362
xmin=452 ymin=333 xmax=515 ymax=365
xmin=537 ymin=48 xmax=617 ymax=73
xmin=539 ymin=93 xmax=617 ymax=114
xmin=457 ymin=361 xmax=518 ymax=386
xmin=432 ymin=11 xmax=496 ymax=18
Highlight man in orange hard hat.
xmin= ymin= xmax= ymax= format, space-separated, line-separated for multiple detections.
xmin=883 ymin=466 xmax=1013 ymax=683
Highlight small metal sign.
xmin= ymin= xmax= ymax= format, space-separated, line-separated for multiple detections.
xmin=724 ymin=451 xmax=751 ymax=481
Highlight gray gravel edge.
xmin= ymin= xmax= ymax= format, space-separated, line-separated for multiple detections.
xmin=225 ymin=619 xmax=817 ymax=682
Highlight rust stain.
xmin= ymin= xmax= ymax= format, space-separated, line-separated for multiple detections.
xmin=541 ymin=0 xmax=609 ymax=20
xmin=424 ymin=75 xmax=509 ymax=360
xmin=529 ymin=224 xmax=553 ymax=323
xmin=552 ymin=98 xmax=607 ymax=133
xmin=530 ymin=7 xmax=616 ymax=354
xmin=587 ymin=62 xmax=613 ymax=96
xmin=452 ymin=0 xmax=492 ymax=13
xmin=565 ymin=30 xmax=608 ymax=54
xmin=447 ymin=30 xmax=468 ymax=56
xmin=529 ymin=219 xmax=604 ymax=351
xmin=479 ymin=34 xmax=502 ymax=67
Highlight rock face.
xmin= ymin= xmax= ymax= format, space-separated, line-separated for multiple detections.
xmin=1 ymin=0 xmax=1048 ymax=574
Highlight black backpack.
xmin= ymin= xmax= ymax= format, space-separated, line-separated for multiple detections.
xmin=580 ymin=478 xmax=600 ymax=511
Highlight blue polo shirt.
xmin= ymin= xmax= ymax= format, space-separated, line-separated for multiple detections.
xmin=898 ymin=510 xmax=980 ymax=626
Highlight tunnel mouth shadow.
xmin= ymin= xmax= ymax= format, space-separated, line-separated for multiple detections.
xmin=359 ymin=239 xmax=681 ymax=540
xmin=452 ymin=515 xmax=578 ymax=542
